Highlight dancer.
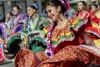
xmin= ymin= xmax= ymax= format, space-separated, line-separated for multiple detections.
xmin=15 ymin=0 xmax=100 ymax=67
xmin=23 ymin=4 xmax=50 ymax=33
xmin=9 ymin=5 xmax=27 ymax=29
xmin=72 ymin=1 xmax=100 ymax=46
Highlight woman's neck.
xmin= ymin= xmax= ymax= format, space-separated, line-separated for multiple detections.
xmin=56 ymin=14 xmax=68 ymax=29
xmin=32 ymin=14 xmax=38 ymax=19
xmin=14 ymin=13 xmax=20 ymax=17
xmin=79 ymin=9 xmax=85 ymax=12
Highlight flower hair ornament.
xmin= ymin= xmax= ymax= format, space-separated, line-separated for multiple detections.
xmin=18 ymin=5 xmax=22 ymax=10
xmin=31 ymin=4 xmax=39 ymax=10
xmin=15 ymin=5 xmax=22 ymax=10
xmin=59 ymin=0 xmax=70 ymax=12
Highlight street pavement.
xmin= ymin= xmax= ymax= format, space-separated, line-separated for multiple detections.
xmin=0 ymin=61 xmax=100 ymax=67
xmin=0 ymin=61 xmax=14 ymax=67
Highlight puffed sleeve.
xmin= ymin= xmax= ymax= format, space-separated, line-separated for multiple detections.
xmin=89 ymin=11 xmax=100 ymax=23
xmin=42 ymin=24 xmax=51 ymax=37
xmin=69 ymin=12 xmax=89 ymax=32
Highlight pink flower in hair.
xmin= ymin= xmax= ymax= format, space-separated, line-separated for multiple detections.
xmin=59 ymin=0 xmax=70 ymax=12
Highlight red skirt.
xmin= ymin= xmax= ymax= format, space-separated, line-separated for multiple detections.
xmin=38 ymin=45 xmax=100 ymax=67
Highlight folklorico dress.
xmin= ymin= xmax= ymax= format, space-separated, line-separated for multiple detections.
xmin=5 ymin=14 xmax=27 ymax=38
xmin=72 ymin=10 xmax=100 ymax=46
xmin=8 ymin=14 xmax=27 ymax=30
xmin=21 ymin=14 xmax=50 ymax=54
xmin=15 ymin=13 xmax=100 ymax=67
xmin=23 ymin=14 xmax=50 ymax=33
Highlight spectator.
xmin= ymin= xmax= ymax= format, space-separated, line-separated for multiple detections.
xmin=9 ymin=5 xmax=27 ymax=29
xmin=89 ymin=3 xmax=100 ymax=19
xmin=65 ymin=5 xmax=76 ymax=18
xmin=5 ymin=12 xmax=13 ymax=27
xmin=23 ymin=4 xmax=50 ymax=33
xmin=90 ymin=4 xmax=98 ymax=14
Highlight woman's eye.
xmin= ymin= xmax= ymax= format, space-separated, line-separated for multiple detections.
xmin=48 ymin=10 xmax=51 ymax=13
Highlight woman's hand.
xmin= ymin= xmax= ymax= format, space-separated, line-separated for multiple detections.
xmin=80 ymin=32 xmax=96 ymax=47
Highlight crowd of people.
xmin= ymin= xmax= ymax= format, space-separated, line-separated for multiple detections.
xmin=0 ymin=0 xmax=100 ymax=67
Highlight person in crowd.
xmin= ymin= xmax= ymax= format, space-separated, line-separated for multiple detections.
xmin=90 ymin=3 xmax=98 ymax=14
xmin=65 ymin=5 xmax=76 ymax=18
xmin=23 ymin=4 xmax=50 ymax=33
xmin=15 ymin=0 xmax=100 ymax=67
xmin=5 ymin=12 xmax=13 ymax=29
xmin=9 ymin=5 xmax=27 ymax=29
xmin=72 ymin=1 xmax=100 ymax=45
xmin=89 ymin=3 xmax=100 ymax=19
xmin=95 ymin=3 xmax=100 ymax=19
xmin=5 ymin=12 xmax=13 ymax=23
xmin=22 ymin=4 xmax=50 ymax=55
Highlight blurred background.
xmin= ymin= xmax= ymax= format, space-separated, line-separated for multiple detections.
xmin=0 ymin=0 xmax=99 ymax=22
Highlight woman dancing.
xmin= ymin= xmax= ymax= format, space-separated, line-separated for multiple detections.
xmin=15 ymin=0 xmax=100 ymax=67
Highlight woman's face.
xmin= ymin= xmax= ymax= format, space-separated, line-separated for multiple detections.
xmin=46 ymin=5 xmax=59 ymax=22
xmin=91 ymin=5 xmax=97 ymax=13
xmin=13 ymin=7 xmax=20 ymax=16
xmin=78 ymin=2 xmax=84 ymax=11
xmin=27 ymin=7 xmax=36 ymax=17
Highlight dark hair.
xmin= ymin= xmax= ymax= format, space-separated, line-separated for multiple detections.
xmin=91 ymin=4 xmax=98 ymax=8
xmin=46 ymin=0 xmax=69 ymax=13
xmin=7 ymin=12 xmax=13 ymax=16
xmin=89 ymin=3 xmax=98 ymax=10
xmin=13 ymin=5 xmax=22 ymax=11
xmin=78 ymin=1 xmax=86 ymax=6
xmin=29 ymin=4 xmax=39 ymax=10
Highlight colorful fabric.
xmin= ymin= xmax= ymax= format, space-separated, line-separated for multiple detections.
xmin=85 ymin=27 xmax=100 ymax=38
xmin=0 ymin=23 xmax=7 ymax=40
xmin=23 ymin=15 xmax=50 ymax=33
xmin=42 ymin=23 xmax=75 ymax=47
xmin=38 ymin=45 xmax=100 ymax=67
xmin=0 ymin=38 xmax=4 ymax=63
xmin=72 ymin=10 xmax=100 ymax=44
xmin=29 ymin=36 xmax=47 ymax=54
xmin=45 ymin=22 xmax=55 ymax=58
xmin=9 ymin=14 xmax=27 ymax=29
xmin=15 ymin=45 xmax=100 ymax=67
xmin=71 ymin=18 xmax=88 ymax=31
xmin=14 ymin=10 xmax=100 ymax=67
xmin=15 ymin=48 xmax=36 ymax=67
xmin=94 ymin=39 xmax=100 ymax=48
xmin=4 ymin=32 xmax=28 ymax=60
xmin=10 ymin=22 xmax=24 ymax=35
xmin=0 ymin=45 xmax=4 ymax=63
